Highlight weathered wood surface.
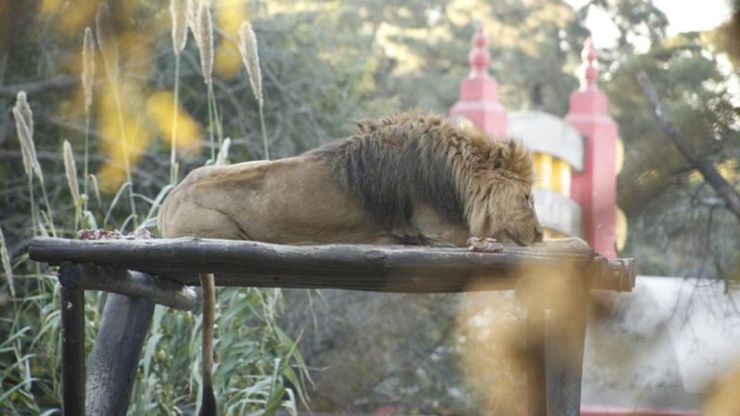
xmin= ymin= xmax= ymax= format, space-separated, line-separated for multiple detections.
xmin=29 ymin=237 xmax=635 ymax=292
xmin=59 ymin=263 xmax=197 ymax=310
xmin=60 ymin=287 xmax=85 ymax=416
xmin=85 ymin=293 xmax=154 ymax=416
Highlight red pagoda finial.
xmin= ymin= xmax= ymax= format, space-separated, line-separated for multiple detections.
xmin=579 ymin=37 xmax=599 ymax=90
xmin=468 ymin=25 xmax=490 ymax=78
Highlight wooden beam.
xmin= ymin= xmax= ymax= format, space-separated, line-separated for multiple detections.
xmin=29 ymin=237 xmax=635 ymax=292
xmin=58 ymin=263 xmax=197 ymax=311
xmin=60 ymin=287 xmax=85 ymax=416
xmin=86 ymin=293 xmax=154 ymax=416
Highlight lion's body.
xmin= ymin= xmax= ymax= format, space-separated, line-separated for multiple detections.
xmin=159 ymin=156 xmax=390 ymax=243
xmin=157 ymin=112 xmax=541 ymax=416
xmin=159 ymin=112 xmax=540 ymax=246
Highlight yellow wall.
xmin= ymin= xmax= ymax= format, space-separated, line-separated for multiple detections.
xmin=533 ymin=152 xmax=571 ymax=197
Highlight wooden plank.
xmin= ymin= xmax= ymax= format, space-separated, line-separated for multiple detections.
xmin=28 ymin=237 xmax=634 ymax=292
xmin=60 ymin=287 xmax=85 ymax=416
xmin=59 ymin=263 xmax=197 ymax=310
xmin=85 ymin=293 xmax=154 ymax=416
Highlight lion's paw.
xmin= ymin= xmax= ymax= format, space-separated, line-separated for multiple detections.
xmin=467 ymin=237 xmax=504 ymax=253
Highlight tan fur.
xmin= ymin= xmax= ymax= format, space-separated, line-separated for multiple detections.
xmin=159 ymin=112 xmax=542 ymax=246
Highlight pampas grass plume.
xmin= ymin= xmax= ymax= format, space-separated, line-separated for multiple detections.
xmin=238 ymin=22 xmax=263 ymax=107
xmin=63 ymin=140 xmax=81 ymax=207
xmin=195 ymin=1 xmax=213 ymax=85
xmin=96 ymin=3 xmax=119 ymax=83
xmin=187 ymin=0 xmax=199 ymax=44
xmin=82 ymin=27 xmax=96 ymax=111
xmin=170 ymin=0 xmax=188 ymax=56
xmin=0 ymin=227 xmax=14 ymax=298
xmin=12 ymin=92 xmax=43 ymax=182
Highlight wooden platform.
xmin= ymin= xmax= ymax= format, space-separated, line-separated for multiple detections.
xmin=29 ymin=237 xmax=634 ymax=293
xmin=28 ymin=236 xmax=635 ymax=416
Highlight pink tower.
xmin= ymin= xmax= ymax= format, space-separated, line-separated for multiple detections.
xmin=449 ymin=26 xmax=507 ymax=136
xmin=566 ymin=38 xmax=619 ymax=258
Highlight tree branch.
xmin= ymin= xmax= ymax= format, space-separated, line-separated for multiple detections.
xmin=636 ymin=71 xmax=740 ymax=221
xmin=0 ymin=75 xmax=77 ymax=97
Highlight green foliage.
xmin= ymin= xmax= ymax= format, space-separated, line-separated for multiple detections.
xmin=607 ymin=30 xmax=740 ymax=279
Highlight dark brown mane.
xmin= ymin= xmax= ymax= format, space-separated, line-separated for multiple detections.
xmin=309 ymin=112 xmax=532 ymax=231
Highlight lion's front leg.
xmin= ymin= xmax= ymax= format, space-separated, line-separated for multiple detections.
xmin=409 ymin=204 xmax=470 ymax=247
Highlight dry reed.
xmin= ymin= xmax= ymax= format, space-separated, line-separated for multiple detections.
xmin=170 ymin=0 xmax=188 ymax=56
xmin=63 ymin=140 xmax=81 ymax=208
xmin=96 ymin=3 xmax=137 ymax=226
xmin=12 ymin=92 xmax=43 ymax=182
xmin=238 ymin=21 xmax=270 ymax=159
xmin=215 ymin=137 xmax=231 ymax=166
xmin=187 ymin=0 xmax=198 ymax=35
xmin=95 ymin=3 xmax=119 ymax=84
xmin=238 ymin=22 xmax=263 ymax=107
xmin=195 ymin=1 xmax=213 ymax=85
xmin=89 ymin=174 xmax=103 ymax=208
xmin=81 ymin=27 xmax=96 ymax=211
xmin=82 ymin=27 xmax=96 ymax=112
xmin=0 ymin=227 xmax=14 ymax=298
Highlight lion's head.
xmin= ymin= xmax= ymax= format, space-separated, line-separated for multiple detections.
xmin=454 ymin=126 xmax=543 ymax=246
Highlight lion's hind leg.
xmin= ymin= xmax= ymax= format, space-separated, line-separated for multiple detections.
xmin=162 ymin=203 xmax=248 ymax=241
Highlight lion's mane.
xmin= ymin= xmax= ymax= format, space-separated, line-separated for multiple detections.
xmin=309 ymin=112 xmax=534 ymax=234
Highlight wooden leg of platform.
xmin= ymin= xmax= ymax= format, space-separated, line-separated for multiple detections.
xmin=60 ymin=286 xmax=85 ymax=416
xmin=85 ymin=293 xmax=154 ymax=415
xmin=545 ymin=282 xmax=588 ymax=416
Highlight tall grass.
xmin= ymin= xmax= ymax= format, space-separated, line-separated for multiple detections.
xmin=12 ymin=92 xmax=56 ymax=238
xmin=1 ymin=4 xmax=307 ymax=415
xmin=192 ymin=1 xmax=222 ymax=162
xmin=239 ymin=21 xmax=270 ymax=160
xmin=81 ymin=27 xmax=95 ymax=213
xmin=96 ymin=3 xmax=138 ymax=228
xmin=169 ymin=0 xmax=188 ymax=184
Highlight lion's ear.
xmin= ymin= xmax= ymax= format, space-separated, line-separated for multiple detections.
xmin=493 ymin=156 xmax=504 ymax=170
xmin=492 ymin=146 xmax=506 ymax=170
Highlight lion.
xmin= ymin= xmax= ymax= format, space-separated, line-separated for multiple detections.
xmin=158 ymin=112 xmax=543 ymax=415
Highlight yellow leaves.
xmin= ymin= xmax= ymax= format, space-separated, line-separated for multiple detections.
xmin=39 ymin=0 xmax=101 ymax=36
xmin=216 ymin=0 xmax=249 ymax=34
xmin=215 ymin=0 xmax=251 ymax=79
xmin=637 ymin=169 xmax=661 ymax=186
xmin=97 ymin=82 xmax=147 ymax=192
xmin=215 ymin=40 xmax=243 ymax=80
xmin=716 ymin=159 xmax=738 ymax=183
xmin=97 ymin=85 xmax=202 ymax=192
xmin=145 ymin=90 xmax=203 ymax=157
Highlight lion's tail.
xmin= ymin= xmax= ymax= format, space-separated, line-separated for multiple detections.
xmin=198 ymin=273 xmax=217 ymax=416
